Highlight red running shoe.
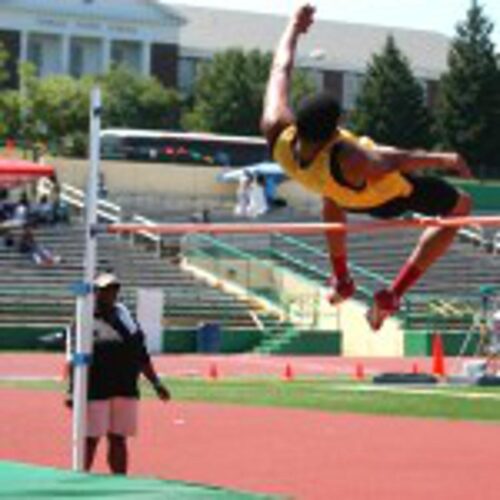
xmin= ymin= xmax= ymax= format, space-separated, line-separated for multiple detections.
xmin=366 ymin=289 xmax=400 ymax=331
xmin=328 ymin=276 xmax=356 ymax=305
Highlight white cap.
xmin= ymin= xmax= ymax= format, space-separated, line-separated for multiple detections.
xmin=94 ymin=272 xmax=120 ymax=289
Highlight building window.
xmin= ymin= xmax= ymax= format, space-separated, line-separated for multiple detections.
xmin=343 ymin=72 xmax=364 ymax=111
xmin=70 ymin=43 xmax=84 ymax=78
xmin=27 ymin=41 xmax=43 ymax=77
xmin=111 ymin=41 xmax=141 ymax=73
xmin=70 ymin=38 xmax=102 ymax=78
xmin=27 ymin=34 xmax=62 ymax=77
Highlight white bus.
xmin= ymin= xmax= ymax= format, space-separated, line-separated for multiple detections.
xmin=100 ymin=129 xmax=269 ymax=167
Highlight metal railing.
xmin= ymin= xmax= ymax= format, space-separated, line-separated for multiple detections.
xmin=182 ymin=233 xmax=333 ymax=328
xmin=270 ymin=233 xmax=391 ymax=293
xmin=38 ymin=178 xmax=122 ymax=223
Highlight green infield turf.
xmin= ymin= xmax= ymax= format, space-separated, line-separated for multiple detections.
xmin=0 ymin=461 xmax=276 ymax=499
xmin=2 ymin=377 xmax=500 ymax=422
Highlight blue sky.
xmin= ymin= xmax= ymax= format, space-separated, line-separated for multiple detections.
xmin=165 ymin=0 xmax=500 ymax=46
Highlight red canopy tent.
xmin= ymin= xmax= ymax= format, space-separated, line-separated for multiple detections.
xmin=0 ymin=158 xmax=55 ymax=189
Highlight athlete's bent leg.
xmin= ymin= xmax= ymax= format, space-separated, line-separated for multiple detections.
xmin=402 ymin=192 xmax=472 ymax=275
xmin=367 ymin=191 xmax=472 ymax=330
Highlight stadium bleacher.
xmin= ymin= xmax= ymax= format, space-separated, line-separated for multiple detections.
xmin=214 ymin=217 xmax=500 ymax=333
xmin=0 ymin=222 xmax=284 ymax=341
xmin=3 ymin=176 xmax=500 ymax=355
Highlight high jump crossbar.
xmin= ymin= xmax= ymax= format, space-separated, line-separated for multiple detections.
xmin=102 ymin=216 xmax=500 ymax=236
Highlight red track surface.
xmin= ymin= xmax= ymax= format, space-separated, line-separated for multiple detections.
xmin=0 ymin=388 xmax=499 ymax=500
xmin=0 ymin=354 xmax=499 ymax=499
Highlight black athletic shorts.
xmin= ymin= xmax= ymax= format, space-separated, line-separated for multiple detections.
xmin=361 ymin=175 xmax=460 ymax=219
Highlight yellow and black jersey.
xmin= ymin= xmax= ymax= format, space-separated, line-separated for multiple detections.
xmin=272 ymin=125 xmax=413 ymax=210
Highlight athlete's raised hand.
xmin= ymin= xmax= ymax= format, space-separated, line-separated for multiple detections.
xmin=291 ymin=3 xmax=316 ymax=36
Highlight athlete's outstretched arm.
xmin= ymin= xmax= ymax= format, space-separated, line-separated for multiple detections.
xmin=261 ymin=4 xmax=315 ymax=147
xmin=373 ymin=147 xmax=473 ymax=178
xmin=338 ymin=142 xmax=473 ymax=180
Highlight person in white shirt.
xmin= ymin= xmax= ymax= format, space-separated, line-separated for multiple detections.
xmin=234 ymin=171 xmax=253 ymax=217
xmin=67 ymin=273 xmax=170 ymax=475
xmin=247 ymin=174 xmax=269 ymax=218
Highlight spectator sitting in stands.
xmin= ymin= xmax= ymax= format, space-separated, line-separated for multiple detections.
xmin=18 ymin=223 xmax=61 ymax=266
xmin=12 ymin=192 xmax=30 ymax=226
xmin=32 ymin=194 xmax=54 ymax=224
xmin=52 ymin=187 xmax=70 ymax=224
xmin=36 ymin=174 xmax=70 ymax=225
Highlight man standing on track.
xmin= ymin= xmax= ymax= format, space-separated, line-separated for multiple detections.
xmin=68 ymin=272 xmax=170 ymax=474
xmin=261 ymin=3 xmax=473 ymax=330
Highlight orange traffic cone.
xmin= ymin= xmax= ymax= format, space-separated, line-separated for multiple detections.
xmin=354 ymin=362 xmax=365 ymax=381
xmin=411 ymin=362 xmax=420 ymax=375
xmin=208 ymin=362 xmax=219 ymax=381
xmin=432 ymin=333 xmax=446 ymax=377
xmin=282 ymin=363 xmax=294 ymax=382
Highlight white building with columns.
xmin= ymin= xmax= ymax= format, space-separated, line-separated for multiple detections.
xmin=0 ymin=0 xmax=183 ymax=87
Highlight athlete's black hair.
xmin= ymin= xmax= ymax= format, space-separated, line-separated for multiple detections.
xmin=296 ymin=92 xmax=341 ymax=143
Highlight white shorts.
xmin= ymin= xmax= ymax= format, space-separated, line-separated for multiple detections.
xmin=87 ymin=398 xmax=138 ymax=438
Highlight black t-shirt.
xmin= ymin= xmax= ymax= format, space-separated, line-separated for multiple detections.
xmin=87 ymin=303 xmax=150 ymax=401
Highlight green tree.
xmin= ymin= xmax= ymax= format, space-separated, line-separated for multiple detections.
xmin=32 ymin=74 xmax=91 ymax=146
xmin=351 ymin=35 xmax=433 ymax=148
xmin=13 ymin=63 xmax=86 ymax=154
xmin=17 ymin=62 xmax=40 ymax=148
xmin=0 ymin=42 xmax=11 ymax=137
xmin=13 ymin=64 xmax=181 ymax=156
xmin=0 ymin=90 xmax=21 ymax=139
xmin=183 ymin=48 xmax=314 ymax=135
xmin=100 ymin=65 xmax=181 ymax=130
xmin=0 ymin=41 xmax=8 ymax=87
xmin=436 ymin=0 xmax=500 ymax=175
